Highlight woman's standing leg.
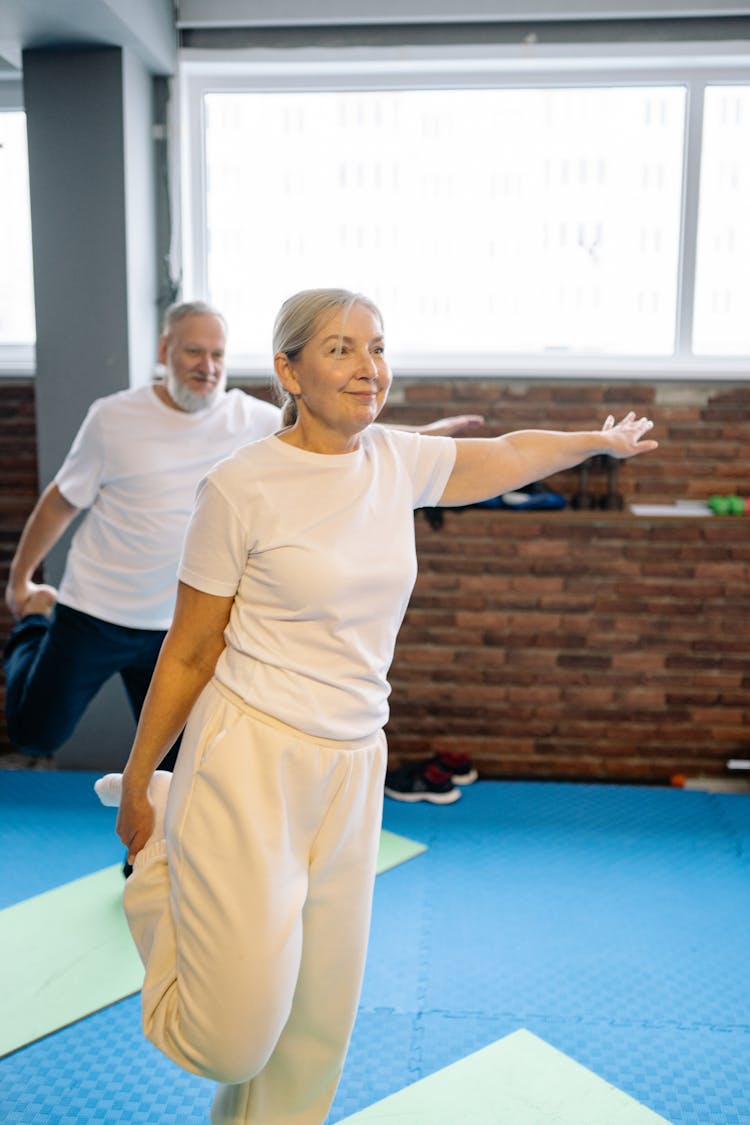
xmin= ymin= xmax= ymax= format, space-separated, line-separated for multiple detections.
xmin=211 ymin=727 xmax=387 ymax=1125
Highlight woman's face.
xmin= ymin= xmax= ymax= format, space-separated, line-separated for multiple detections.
xmin=282 ymin=301 xmax=392 ymax=438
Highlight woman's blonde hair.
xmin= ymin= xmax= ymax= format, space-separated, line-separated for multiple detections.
xmin=272 ymin=288 xmax=383 ymax=426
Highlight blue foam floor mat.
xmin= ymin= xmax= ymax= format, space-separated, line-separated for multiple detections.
xmin=1 ymin=773 xmax=749 ymax=1124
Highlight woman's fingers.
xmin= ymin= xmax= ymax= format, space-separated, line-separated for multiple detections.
xmin=609 ymin=413 xmax=654 ymax=436
xmin=602 ymin=412 xmax=658 ymax=457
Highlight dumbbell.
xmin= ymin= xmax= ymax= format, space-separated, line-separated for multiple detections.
xmin=708 ymin=494 xmax=749 ymax=515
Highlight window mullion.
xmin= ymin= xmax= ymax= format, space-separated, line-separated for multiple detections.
xmin=674 ymin=78 xmax=704 ymax=363
xmin=181 ymin=73 xmax=209 ymax=300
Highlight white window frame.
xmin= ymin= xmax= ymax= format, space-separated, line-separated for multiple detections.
xmin=179 ymin=41 xmax=750 ymax=378
xmin=0 ymin=81 xmax=35 ymax=376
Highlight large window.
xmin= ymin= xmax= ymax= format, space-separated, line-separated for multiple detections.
xmin=180 ymin=48 xmax=750 ymax=376
xmin=0 ymin=110 xmax=35 ymax=362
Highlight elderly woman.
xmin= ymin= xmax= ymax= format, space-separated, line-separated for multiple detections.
xmin=96 ymin=288 xmax=657 ymax=1125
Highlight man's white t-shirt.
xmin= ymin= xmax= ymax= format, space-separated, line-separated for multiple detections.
xmin=178 ymin=426 xmax=456 ymax=741
xmin=55 ymin=385 xmax=281 ymax=629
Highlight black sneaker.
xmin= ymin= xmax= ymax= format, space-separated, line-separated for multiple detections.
xmin=384 ymin=761 xmax=461 ymax=804
xmin=0 ymin=750 xmax=57 ymax=771
xmin=428 ymin=752 xmax=478 ymax=785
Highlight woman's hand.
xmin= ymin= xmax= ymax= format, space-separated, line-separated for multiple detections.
xmin=116 ymin=775 xmax=156 ymax=864
xmin=600 ymin=412 xmax=658 ymax=458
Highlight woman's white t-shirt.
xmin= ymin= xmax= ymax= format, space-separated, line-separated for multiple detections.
xmin=178 ymin=426 xmax=456 ymax=740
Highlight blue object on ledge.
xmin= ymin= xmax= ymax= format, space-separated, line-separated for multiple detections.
xmin=473 ymin=483 xmax=567 ymax=511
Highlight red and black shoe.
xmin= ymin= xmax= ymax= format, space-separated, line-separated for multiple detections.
xmin=427 ymin=752 xmax=478 ymax=785
xmin=384 ymin=760 xmax=461 ymax=804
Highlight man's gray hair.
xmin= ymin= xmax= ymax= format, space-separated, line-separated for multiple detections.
xmin=161 ymin=300 xmax=227 ymax=336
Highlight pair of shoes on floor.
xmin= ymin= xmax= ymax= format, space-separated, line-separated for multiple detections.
xmin=0 ymin=750 xmax=57 ymax=771
xmin=384 ymin=753 xmax=478 ymax=805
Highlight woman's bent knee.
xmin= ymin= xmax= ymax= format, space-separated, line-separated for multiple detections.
xmin=144 ymin=1019 xmax=276 ymax=1086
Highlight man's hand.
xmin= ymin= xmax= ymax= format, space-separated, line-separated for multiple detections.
xmin=5 ymin=580 xmax=58 ymax=620
xmin=419 ymin=414 xmax=485 ymax=437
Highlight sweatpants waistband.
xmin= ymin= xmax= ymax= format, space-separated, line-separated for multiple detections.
xmin=210 ymin=678 xmax=383 ymax=752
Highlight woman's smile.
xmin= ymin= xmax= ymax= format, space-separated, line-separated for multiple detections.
xmin=275 ymin=300 xmax=393 ymax=452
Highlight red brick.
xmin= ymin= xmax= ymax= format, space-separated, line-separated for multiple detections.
xmin=690 ymin=707 xmax=746 ymax=724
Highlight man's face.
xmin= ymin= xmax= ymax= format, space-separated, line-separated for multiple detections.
xmin=159 ymin=313 xmax=227 ymax=412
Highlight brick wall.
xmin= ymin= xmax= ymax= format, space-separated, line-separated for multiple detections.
xmin=380 ymin=377 xmax=750 ymax=781
xmin=388 ymin=509 xmax=749 ymax=781
xmin=2 ymin=376 xmax=748 ymax=779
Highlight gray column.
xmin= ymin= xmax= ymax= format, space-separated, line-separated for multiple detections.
xmin=22 ymin=46 xmax=160 ymax=769
xmin=23 ymin=46 xmax=158 ymax=540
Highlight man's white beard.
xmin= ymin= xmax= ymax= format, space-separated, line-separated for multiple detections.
xmin=165 ymin=371 xmax=224 ymax=413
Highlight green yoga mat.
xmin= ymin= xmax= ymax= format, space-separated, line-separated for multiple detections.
xmin=376 ymin=828 xmax=427 ymax=872
xmin=0 ymin=828 xmax=425 ymax=1058
xmin=0 ymin=864 xmax=142 ymax=1058
xmin=338 ymin=1028 xmax=672 ymax=1124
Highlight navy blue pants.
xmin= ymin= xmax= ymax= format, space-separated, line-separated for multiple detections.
xmin=3 ymin=604 xmax=180 ymax=768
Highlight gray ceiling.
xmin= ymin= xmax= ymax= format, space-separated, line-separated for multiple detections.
xmin=0 ymin=0 xmax=176 ymax=80
xmin=2 ymin=0 xmax=749 ymax=84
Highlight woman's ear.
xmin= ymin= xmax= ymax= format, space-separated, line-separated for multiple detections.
xmin=274 ymin=352 xmax=302 ymax=396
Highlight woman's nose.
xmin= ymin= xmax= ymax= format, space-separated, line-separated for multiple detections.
xmin=357 ymin=350 xmax=378 ymax=377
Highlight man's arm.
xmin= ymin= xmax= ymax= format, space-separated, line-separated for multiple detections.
xmin=387 ymin=414 xmax=485 ymax=437
xmin=5 ymin=483 xmax=81 ymax=617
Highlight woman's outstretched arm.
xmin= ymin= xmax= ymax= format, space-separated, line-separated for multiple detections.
xmin=439 ymin=412 xmax=657 ymax=507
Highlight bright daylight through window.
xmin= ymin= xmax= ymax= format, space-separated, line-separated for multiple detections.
xmin=202 ymin=86 xmax=687 ymax=368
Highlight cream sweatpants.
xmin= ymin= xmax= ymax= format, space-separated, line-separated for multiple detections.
xmin=123 ymin=679 xmax=387 ymax=1125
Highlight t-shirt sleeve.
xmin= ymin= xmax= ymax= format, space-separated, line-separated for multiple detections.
xmin=380 ymin=428 xmax=457 ymax=509
xmin=177 ymin=477 xmax=249 ymax=597
xmin=54 ymin=402 xmax=107 ymax=509
xmin=244 ymin=397 xmax=282 ymax=441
